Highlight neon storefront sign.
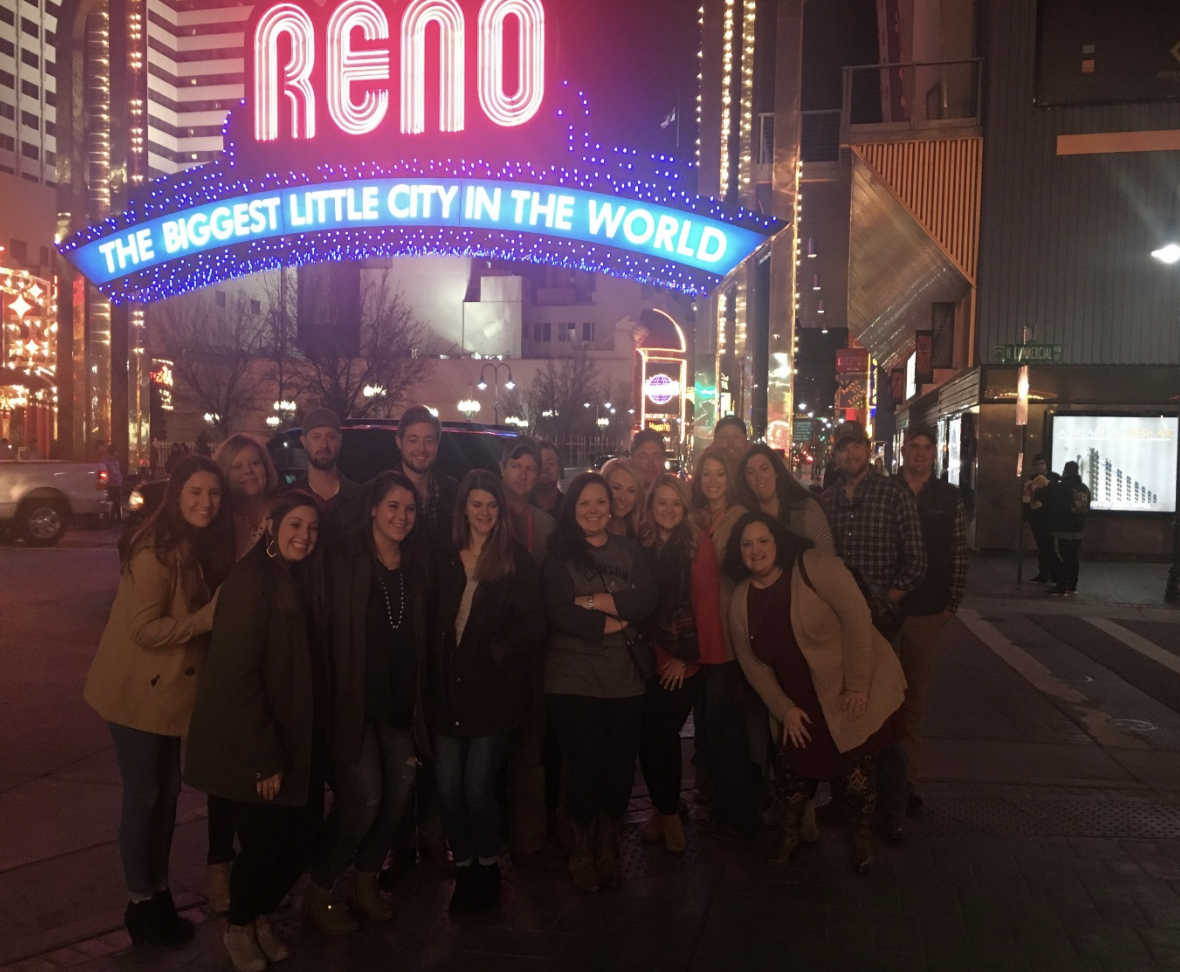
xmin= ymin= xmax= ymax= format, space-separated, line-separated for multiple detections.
xmin=58 ymin=0 xmax=782 ymax=302
xmin=644 ymin=373 xmax=679 ymax=406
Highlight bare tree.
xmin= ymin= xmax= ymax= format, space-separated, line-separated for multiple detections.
xmin=148 ymin=290 xmax=267 ymax=437
xmin=294 ymin=269 xmax=439 ymax=418
xmin=514 ymin=347 xmax=602 ymax=442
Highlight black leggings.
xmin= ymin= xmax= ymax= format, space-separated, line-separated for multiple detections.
xmin=207 ymin=796 xmax=237 ymax=865
xmin=546 ymin=694 xmax=644 ymax=826
xmin=638 ymin=673 xmax=700 ymax=815
xmin=223 ymin=782 xmax=323 ymax=926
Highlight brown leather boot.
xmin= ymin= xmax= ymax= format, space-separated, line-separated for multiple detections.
xmin=353 ymin=871 xmax=394 ymax=923
xmin=208 ymin=863 xmax=232 ymax=915
xmin=661 ymin=813 xmax=686 ymax=854
xmin=640 ymin=812 xmax=663 ymax=843
xmin=302 ymin=882 xmax=359 ymax=935
xmin=850 ymin=814 xmax=875 ymax=873
xmin=593 ymin=812 xmax=621 ymax=889
xmin=768 ymin=794 xmax=809 ymax=866
xmin=567 ymin=819 xmax=600 ymax=893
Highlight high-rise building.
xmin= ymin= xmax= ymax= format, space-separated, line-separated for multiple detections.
xmin=0 ymin=0 xmax=58 ymax=185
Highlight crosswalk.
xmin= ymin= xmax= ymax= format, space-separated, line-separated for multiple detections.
xmin=1085 ymin=616 xmax=1180 ymax=677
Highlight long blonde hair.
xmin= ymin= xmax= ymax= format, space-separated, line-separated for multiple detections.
xmin=646 ymin=474 xmax=700 ymax=558
xmin=601 ymin=457 xmax=650 ymax=543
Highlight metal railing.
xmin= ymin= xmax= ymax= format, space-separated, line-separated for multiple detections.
xmin=801 ymin=109 xmax=841 ymax=162
xmin=842 ymin=59 xmax=983 ymax=135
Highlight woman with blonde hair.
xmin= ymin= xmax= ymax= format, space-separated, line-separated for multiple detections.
xmin=214 ymin=434 xmax=281 ymax=561
xmin=689 ymin=446 xmax=759 ymax=839
xmin=601 ymin=457 xmax=649 ymax=543
xmin=433 ymin=470 xmax=545 ymax=911
xmin=207 ymin=432 xmax=282 ymax=912
xmin=638 ymin=474 xmax=727 ymax=852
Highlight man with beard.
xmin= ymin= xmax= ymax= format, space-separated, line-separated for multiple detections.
xmin=820 ymin=420 xmax=926 ymax=843
xmin=712 ymin=414 xmax=749 ymax=467
xmin=292 ymin=408 xmax=362 ymax=539
xmin=393 ymin=405 xmax=459 ymax=556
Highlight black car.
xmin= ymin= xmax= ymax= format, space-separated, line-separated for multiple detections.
xmin=126 ymin=420 xmax=517 ymax=525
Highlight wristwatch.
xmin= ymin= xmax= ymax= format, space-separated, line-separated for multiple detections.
xmin=588 ymin=594 xmax=595 ymax=611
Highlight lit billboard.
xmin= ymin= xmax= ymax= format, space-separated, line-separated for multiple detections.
xmin=1051 ymin=415 xmax=1178 ymax=513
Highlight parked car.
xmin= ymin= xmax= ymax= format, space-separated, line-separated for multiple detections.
xmin=0 ymin=460 xmax=114 ymax=545
xmin=127 ymin=420 xmax=517 ymax=526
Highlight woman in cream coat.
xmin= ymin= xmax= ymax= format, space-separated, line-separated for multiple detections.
xmin=723 ymin=511 xmax=905 ymax=873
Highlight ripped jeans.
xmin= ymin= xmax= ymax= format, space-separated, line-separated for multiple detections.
xmin=312 ymin=720 xmax=418 ymax=887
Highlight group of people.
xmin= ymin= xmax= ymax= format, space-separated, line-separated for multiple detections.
xmin=1022 ymin=453 xmax=1091 ymax=595
xmin=84 ymin=405 xmax=967 ymax=972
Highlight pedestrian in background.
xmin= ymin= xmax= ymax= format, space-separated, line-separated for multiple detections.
xmin=104 ymin=444 xmax=125 ymax=522
xmin=185 ymin=492 xmax=327 ymax=972
xmin=638 ymin=475 xmax=726 ymax=854
xmin=739 ymin=443 xmax=835 ymax=554
xmin=205 ymin=434 xmax=283 ymax=912
xmin=601 ymin=457 xmax=649 ymax=542
xmin=433 ymin=471 xmax=545 ymax=911
xmin=820 ymin=421 xmax=926 ymax=843
xmin=311 ymin=471 xmax=431 ymax=933
xmin=1022 ymin=453 xmax=1055 ymax=582
xmin=542 ymin=473 xmax=658 ymax=893
xmin=690 ymin=446 xmax=758 ymax=840
xmin=84 ymin=456 xmax=235 ymax=947
xmin=895 ymin=425 xmax=967 ymax=816
xmin=532 ymin=440 xmax=565 ymax=518
xmin=1038 ymin=460 xmax=1091 ymax=596
xmin=724 ymin=512 xmax=906 ymax=873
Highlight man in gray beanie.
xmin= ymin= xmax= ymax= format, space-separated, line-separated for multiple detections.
xmin=292 ymin=407 xmax=363 ymax=538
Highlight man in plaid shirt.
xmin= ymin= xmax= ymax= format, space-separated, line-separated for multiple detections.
xmin=820 ymin=420 xmax=926 ymax=842
xmin=895 ymin=424 xmax=968 ymax=822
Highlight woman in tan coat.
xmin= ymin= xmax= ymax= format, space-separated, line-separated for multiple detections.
xmin=84 ymin=456 xmax=235 ymax=946
xmin=723 ymin=511 xmax=906 ymax=873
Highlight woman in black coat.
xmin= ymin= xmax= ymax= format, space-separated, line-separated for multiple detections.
xmin=185 ymin=491 xmax=326 ymax=972
xmin=434 ymin=470 xmax=545 ymax=912
xmin=309 ymin=470 xmax=431 ymax=932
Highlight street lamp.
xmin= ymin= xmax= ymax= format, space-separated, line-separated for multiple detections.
xmin=458 ymin=398 xmax=481 ymax=420
xmin=476 ymin=361 xmax=514 ymax=424
xmin=1152 ymin=244 xmax=1180 ymax=603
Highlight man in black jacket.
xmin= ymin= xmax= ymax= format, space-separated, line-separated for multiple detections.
xmin=895 ymin=424 xmax=968 ymax=818
xmin=1036 ymin=460 xmax=1090 ymax=595
xmin=394 ymin=405 xmax=459 ymax=556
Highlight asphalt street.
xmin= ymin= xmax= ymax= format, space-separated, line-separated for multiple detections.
xmin=1 ymin=533 xmax=1179 ymax=972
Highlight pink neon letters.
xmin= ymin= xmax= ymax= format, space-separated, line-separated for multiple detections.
xmin=254 ymin=0 xmax=546 ymax=141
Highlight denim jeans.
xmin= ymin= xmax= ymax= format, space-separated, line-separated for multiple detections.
xmin=433 ymin=733 xmax=510 ymax=863
xmin=107 ymin=722 xmax=182 ymax=896
xmin=312 ymin=720 xmax=418 ymax=886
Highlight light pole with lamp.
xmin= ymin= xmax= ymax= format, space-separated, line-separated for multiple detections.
xmin=476 ymin=361 xmax=515 ymax=425
xmin=1152 ymin=242 xmax=1180 ymax=604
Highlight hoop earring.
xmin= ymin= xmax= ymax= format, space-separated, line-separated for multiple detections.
xmin=266 ymin=538 xmax=279 ymax=559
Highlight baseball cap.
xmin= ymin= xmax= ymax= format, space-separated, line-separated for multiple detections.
xmin=832 ymin=420 xmax=870 ymax=450
xmin=301 ymin=407 xmax=341 ymax=436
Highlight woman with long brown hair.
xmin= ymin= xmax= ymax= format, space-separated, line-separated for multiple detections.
xmin=638 ymin=475 xmax=727 ymax=853
xmin=738 ymin=443 xmax=835 ymax=554
xmin=84 ymin=456 xmax=235 ymax=947
xmin=433 ymin=470 xmax=545 ymax=911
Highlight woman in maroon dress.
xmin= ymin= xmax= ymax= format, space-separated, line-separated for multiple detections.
xmin=723 ymin=511 xmax=906 ymax=872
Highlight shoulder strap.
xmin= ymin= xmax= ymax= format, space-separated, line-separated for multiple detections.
xmin=795 ymin=551 xmax=816 ymax=593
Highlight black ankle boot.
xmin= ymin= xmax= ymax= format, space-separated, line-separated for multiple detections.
xmin=449 ymin=866 xmax=478 ymax=914
xmin=147 ymin=890 xmax=196 ymax=946
xmin=124 ymin=899 xmax=155 ymax=945
xmin=473 ymin=862 xmax=501 ymax=911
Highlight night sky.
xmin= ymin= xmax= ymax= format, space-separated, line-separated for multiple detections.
xmin=551 ymin=0 xmax=701 ymax=162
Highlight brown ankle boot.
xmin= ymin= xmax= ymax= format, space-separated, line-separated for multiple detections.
xmin=302 ymin=882 xmax=359 ymax=935
xmin=661 ymin=813 xmax=686 ymax=854
xmin=353 ymin=871 xmax=394 ymax=923
xmin=850 ymin=815 xmax=874 ymax=873
xmin=208 ymin=862 xmax=232 ymax=915
xmin=567 ymin=819 xmax=600 ymax=893
xmin=593 ymin=812 xmax=621 ymax=889
xmin=768 ymin=794 xmax=809 ymax=866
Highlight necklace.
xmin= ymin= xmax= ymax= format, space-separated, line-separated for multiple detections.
xmin=376 ymin=567 xmax=406 ymax=631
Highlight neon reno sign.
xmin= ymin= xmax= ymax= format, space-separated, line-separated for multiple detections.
xmin=68 ymin=178 xmax=762 ymax=287
xmin=254 ymin=0 xmax=545 ymax=141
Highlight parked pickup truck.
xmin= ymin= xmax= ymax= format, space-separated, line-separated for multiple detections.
xmin=0 ymin=461 xmax=114 ymax=545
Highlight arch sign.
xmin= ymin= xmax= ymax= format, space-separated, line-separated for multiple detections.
xmin=59 ymin=0 xmax=782 ymax=302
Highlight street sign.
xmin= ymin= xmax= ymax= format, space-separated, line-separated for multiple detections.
xmin=793 ymin=418 xmax=814 ymax=442
xmin=994 ymin=343 xmax=1062 ymax=364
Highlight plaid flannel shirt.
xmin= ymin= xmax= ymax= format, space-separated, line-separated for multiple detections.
xmin=820 ymin=469 xmax=927 ymax=595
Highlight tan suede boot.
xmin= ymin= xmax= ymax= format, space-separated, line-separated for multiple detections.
xmin=253 ymin=915 xmax=290 ymax=963
xmin=302 ymin=882 xmax=359 ymax=935
xmin=661 ymin=813 xmax=686 ymax=854
xmin=353 ymin=871 xmax=394 ymax=923
xmin=208 ymin=862 xmax=232 ymax=915
xmin=800 ymin=799 xmax=819 ymax=843
xmin=640 ymin=812 xmax=663 ymax=843
xmin=223 ymin=922 xmax=267 ymax=972
xmin=768 ymin=794 xmax=809 ymax=866
xmin=567 ymin=819 xmax=600 ymax=893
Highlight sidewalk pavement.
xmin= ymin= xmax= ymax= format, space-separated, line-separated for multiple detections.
xmin=1 ymin=548 xmax=1179 ymax=972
